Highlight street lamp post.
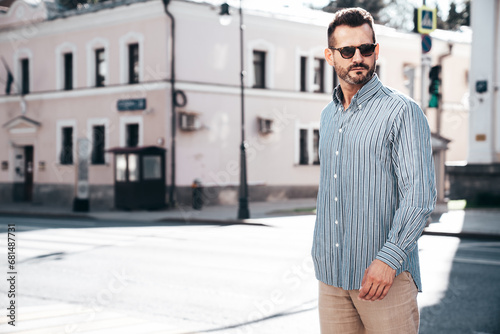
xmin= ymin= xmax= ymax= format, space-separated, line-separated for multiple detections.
xmin=220 ymin=1 xmax=250 ymax=219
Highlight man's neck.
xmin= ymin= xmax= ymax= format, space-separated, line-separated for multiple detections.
xmin=339 ymin=81 xmax=364 ymax=110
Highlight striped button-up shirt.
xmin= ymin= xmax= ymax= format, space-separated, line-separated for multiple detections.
xmin=312 ymin=74 xmax=436 ymax=292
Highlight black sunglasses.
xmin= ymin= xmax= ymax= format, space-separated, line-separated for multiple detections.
xmin=328 ymin=43 xmax=377 ymax=59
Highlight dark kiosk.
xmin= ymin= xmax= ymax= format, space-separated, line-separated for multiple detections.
xmin=107 ymin=146 xmax=166 ymax=210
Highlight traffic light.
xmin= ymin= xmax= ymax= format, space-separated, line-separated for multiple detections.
xmin=428 ymin=65 xmax=441 ymax=108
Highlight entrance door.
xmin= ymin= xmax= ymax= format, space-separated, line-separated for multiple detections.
xmin=24 ymin=146 xmax=33 ymax=201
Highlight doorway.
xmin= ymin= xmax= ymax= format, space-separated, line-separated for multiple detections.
xmin=24 ymin=146 xmax=33 ymax=201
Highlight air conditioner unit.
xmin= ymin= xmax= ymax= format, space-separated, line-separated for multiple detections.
xmin=179 ymin=112 xmax=201 ymax=131
xmin=258 ymin=117 xmax=274 ymax=134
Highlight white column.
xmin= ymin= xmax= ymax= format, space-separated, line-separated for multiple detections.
xmin=467 ymin=0 xmax=496 ymax=163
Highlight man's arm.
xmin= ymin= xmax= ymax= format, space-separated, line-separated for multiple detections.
xmin=358 ymin=100 xmax=436 ymax=301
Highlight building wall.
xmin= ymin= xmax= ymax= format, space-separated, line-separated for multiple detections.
xmin=0 ymin=0 xmax=472 ymax=207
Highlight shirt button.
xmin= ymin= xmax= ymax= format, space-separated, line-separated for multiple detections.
xmin=339 ymin=128 xmax=343 ymax=133
xmin=334 ymin=197 xmax=338 ymax=201
xmin=335 ymin=220 xmax=338 ymax=225
xmin=399 ymin=260 xmax=403 ymax=264
xmin=335 ymin=151 xmax=339 ymax=155
xmin=335 ymin=243 xmax=339 ymax=247
xmin=334 ymin=174 xmax=337 ymax=178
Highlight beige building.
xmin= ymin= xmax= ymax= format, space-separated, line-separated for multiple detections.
xmin=0 ymin=0 xmax=471 ymax=209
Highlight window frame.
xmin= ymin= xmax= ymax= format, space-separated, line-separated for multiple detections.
xmin=86 ymin=38 xmax=109 ymax=88
xmin=128 ymin=43 xmax=139 ymax=84
xmin=56 ymin=120 xmax=77 ymax=166
xmin=313 ymin=57 xmax=325 ymax=93
xmin=87 ymin=118 xmax=110 ymax=165
xmin=95 ymin=48 xmax=106 ymax=88
xmin=20 ymin=58 xmax=29 ymax=95
xmin=119 ymin=32 xmax=144 ymax=85
xmin=64 ymin=52 xmax=73 ymax=91
xmin=252 ymin=50 xmax=266 ymax=89
xmin=119 ymin=116 xmax=143 ymax=148
xmin=295 ymin=122 xmax=320 ymax=166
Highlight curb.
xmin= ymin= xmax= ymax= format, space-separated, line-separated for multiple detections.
xmin=422 ymin=230 xmax=500 ymax=240
xmin=0 ymin=211 xmax=95 ymax=221
xmin=0 ymin=210 xmax=269 ymax=227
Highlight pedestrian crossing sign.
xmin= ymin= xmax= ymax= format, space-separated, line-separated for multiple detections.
xmin=418 ymin=5 xmax=437 ymax=34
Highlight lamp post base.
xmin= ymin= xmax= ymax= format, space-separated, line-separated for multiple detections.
xmin=238 ymin=197 xmax=250 ymax=219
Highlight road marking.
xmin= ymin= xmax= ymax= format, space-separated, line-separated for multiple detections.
xmin=453 ymin=257 xmax=500 ymax=266
xmin=3 ymin=303 xmax=187 ymax=334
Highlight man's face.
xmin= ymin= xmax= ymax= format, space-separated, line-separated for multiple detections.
xmin=325 ymin=23 xmax=379 ymax=86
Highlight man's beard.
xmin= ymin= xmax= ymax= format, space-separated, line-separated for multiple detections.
xmin=334 ymin=61 xmax=375 ymax=85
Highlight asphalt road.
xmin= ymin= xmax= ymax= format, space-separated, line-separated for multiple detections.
xmin=0 ymin=215 xmax=499 ymax=334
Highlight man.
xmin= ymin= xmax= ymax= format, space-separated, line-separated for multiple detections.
xmin=311 ymin=7 xmax=436 ymax=334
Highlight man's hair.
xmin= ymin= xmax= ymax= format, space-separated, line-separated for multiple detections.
xmin=327 ymin=7 xmax=376 ymax=47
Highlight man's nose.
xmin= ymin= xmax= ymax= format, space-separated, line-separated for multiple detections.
xmin=352 ymin=48 xmax=364 ymax=62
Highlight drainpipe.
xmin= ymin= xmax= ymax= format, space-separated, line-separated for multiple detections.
xmin=162 ymin=0 xmax=176 ymax=207
xmin=437 ymin=43 xmax=453 ymax=135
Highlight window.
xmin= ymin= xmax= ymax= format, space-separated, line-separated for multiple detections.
xmin=64 ymin=53 xmax=73 ymax=90
xmin=300 ymin=56 xmax=307 ymax=92
xmin=297 ymin=126 xmax=320 ymax=165
xmin=313 ymin=58 xmax=325 ymax=93
xmin=299 ymin=129 xmax=308 ymax=165
xmin=143 ymin=156 xmax=161 ymax=180
xmin=60 ymin=127 xmax=73 ymax=165
xmin=126 ymin=123 xmax=139 ymax=147
xmin=116 ymin=154 xmax=127 ymax=181
xmin=21 ymin=58 xmax=29 ymax=94
xmin=91 ymin=125 xmax=105 ymax=164
xmin=253 ymin=51 xmax=266 ymax=88
xmin=313 ymin=129 xmax=320 ymax=164
xmin=95 ymin=48 xmax=106 ymax=87
xmin=128 ymin=154 xmax=139 ymax=181
xmin=128 ymin=43 xmax=139 ymax=84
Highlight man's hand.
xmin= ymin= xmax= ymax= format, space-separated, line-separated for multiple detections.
xmin=358 ymin=259 xmax=397 ymax=301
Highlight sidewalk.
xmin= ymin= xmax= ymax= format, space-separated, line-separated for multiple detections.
xmin=0 ymin=199 xmax=499 ymax=238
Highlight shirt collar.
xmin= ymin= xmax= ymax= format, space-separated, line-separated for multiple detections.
xmin=332 ymin=74 xmax=382 ymax=111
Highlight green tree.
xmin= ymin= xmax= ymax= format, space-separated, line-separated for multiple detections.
xmin=446 ymin=0 xmax=470 ymax=30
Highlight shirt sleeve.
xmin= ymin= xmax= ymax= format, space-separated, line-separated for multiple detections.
xmin=376 ymin=100 xmax=437 ymax=270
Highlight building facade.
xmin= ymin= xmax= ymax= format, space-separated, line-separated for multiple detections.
xmin=447 ymin=0 xmax=500 ymax=205
xmin=0 ymin=0 xmax=471 ymax=209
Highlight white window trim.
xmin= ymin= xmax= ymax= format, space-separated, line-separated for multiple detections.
xmin=55 ymin=42 xmax=77 ymax=90
xmin=247 ymin=39 xmax=275 ymax=89
xmin=87 ymin=118 xmax=110 ymax=164
xmin=13 ymin=48 xmax=33 ymax=94
xmin=296 ymin=47 xmax=333 ymax=93
xmin=295 ymin=121 xmax=320 ymax=165
xmin=119 ymin=116 xmax=143 ymax=147
xmin=119 ymin=32 xmax=144 ymax=84
xmin=56 ymin=119 xmax=77 ymax=165
xmin=86 ymin=37 xmax=110 ymax=87
xmin=295 ymin=48 xmax=309 ymax=92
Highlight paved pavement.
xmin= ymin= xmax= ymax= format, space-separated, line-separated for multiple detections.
xmin=0 ymin=199 xmax=499 ymax=238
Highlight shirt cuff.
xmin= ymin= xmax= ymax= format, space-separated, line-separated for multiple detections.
xmin=376 ymin=241 xmax=407 ymax=270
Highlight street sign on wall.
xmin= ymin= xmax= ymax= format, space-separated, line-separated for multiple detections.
xmin=117 ymin=98 xmax=146 ymax=111
xmin=418 ymin=6 xmax=437 ymax=34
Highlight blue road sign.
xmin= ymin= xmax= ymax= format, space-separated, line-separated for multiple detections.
xmin=418 ymin=6 xmax=437 ymax=34
xmin=422 ymin=34 xmax=432 ymax=53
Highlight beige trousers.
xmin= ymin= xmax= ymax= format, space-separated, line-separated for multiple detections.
xmin=318 ymin=271 xmax=419 ymax=334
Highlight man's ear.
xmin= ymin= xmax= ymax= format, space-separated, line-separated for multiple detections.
xmin=324 ymin=48 xmax=334 ymax=67
xmin=375 ymin=43 xmax=379 ymax=61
